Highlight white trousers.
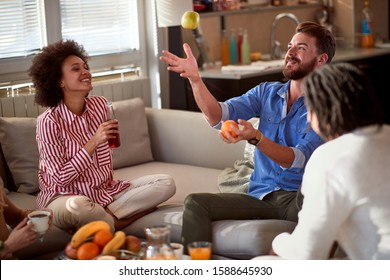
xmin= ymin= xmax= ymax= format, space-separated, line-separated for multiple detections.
xmin=47 ymin=174 xmax=176 ymax=231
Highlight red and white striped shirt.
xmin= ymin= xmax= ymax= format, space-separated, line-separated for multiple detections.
xmin=36 ymin=95 xmax=130 ymax=208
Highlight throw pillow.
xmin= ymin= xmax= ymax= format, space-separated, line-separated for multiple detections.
xmin=111 ymin=98 xmax=154 ymax=169
xmin=0 ymin=117 xmax=39 ymax=194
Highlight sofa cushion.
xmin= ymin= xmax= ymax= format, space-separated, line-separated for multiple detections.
xmin=113 ymin=161 xmax=221 ymax=205
xmin=111 ymin=98 xmax=153 ymax=169
xmin=0 ymin=117 xmax=39 ymax=194
xmin=211 ymin=219 xmax=296 ymax=259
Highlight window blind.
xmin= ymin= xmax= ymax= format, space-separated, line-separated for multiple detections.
xmin=0 ymin=0 xmax=46 ymax=59
xmin=60 ymin=0 xmax=139 ymax=56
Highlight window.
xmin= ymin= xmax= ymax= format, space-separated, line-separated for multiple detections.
xmin=60 ymin=0 xmax=139 ymax=56
xmin=0 ymin=0 xmax=46 ymax=59
xmin=0 ymin=0 xmax=146 ymax=84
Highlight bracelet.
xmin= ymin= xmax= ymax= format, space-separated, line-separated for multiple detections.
xmin=257 ymin=131 xmax=264 ymax=146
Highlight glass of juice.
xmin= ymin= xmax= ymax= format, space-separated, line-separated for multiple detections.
xmin=188 ymin=241 xmax=212 ymax=260
xmin=106 ymin=102 xmax=121 ymax=148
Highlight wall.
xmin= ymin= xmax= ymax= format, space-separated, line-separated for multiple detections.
xmin=182 ymin=3 xmax=322 ymax=63
xmin=330 ymin=0 xmax=388 ymax=48
xmin=182 ymin=1 xmax=390 ymax=64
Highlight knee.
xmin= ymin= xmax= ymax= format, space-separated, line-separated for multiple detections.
xmin=157 ymin=174 xmax=176 ymax=196
xmin=184 ymin=193 xmax=206 ymax=211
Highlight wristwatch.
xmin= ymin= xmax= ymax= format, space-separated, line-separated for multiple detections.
xmin=248 ymin=130 xmax=263 ymax=146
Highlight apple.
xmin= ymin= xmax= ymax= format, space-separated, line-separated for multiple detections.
xmin=64 ymin=242 xmax=78 ymax=259
xmin=181 ymin=11 xmax=200 ymax=30
xmin=125 ymin=235 xmax=141 ymax=253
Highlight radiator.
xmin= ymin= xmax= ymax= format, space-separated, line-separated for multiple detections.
xmin=0 ymin=77 xmax=151 ymax=118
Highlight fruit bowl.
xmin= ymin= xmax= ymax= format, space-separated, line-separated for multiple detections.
xmin=61 ymin=220 xmax=144 ymax=260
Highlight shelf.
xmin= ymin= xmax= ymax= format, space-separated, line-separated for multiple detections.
xmin=199 ymin=3 xmax=322 ymax=18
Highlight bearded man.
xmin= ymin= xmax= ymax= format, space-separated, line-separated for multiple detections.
xmin=160 ymin=21 xmax=336 ymax=251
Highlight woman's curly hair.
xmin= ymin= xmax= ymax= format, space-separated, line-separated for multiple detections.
xmin=303 ymin=62 xmax=384 ymax=139
xmin=29 ymin=39 xmax=89 ymax=107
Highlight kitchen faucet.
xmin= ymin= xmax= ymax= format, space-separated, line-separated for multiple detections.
xmin=270 ymin=13 xmax=300 ymax=60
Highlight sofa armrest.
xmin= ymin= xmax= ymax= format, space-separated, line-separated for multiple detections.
xmin=146 ymin=108 xmax=245 ymax=170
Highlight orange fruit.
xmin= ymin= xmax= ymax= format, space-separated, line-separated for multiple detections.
xmin=93 ymin=229 xmax=114 ymax=248
xmin=221 ymin=120 xmax=239 ymax=138
xmin=77 ymin=242 xmax=101 ymax=260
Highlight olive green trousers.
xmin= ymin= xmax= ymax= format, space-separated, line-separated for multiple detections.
xmin=181 ymin=188 xmax=303 ymax=253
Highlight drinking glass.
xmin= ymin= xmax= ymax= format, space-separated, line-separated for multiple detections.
xmin=188 ymin=241 xmax=212 ymax=260
xmin=106 ymin=102 xmax=121 ymax=148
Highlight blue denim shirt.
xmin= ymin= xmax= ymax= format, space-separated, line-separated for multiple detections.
xmin=221 ymin=81 xmax=324 ymax=199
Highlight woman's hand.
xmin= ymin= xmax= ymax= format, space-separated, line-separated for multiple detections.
xmin=40 ymin=208 xmax=54 ymax=229
xmin=84 ymin=120 xmax=119 ymax=155
xmin=4 ymin=218 xmax=38 ymax=255
xmin=93 ymin=120 xmax=119 ymax=145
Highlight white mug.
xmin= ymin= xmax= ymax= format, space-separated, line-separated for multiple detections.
xmin=170 ymin=242 xmax=184 ymax=260
xmin=28 ymin=210 xmax=50 ymax=235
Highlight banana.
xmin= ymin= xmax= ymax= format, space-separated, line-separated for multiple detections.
xmin=102 ymin=230 xmax=126 ymax=255
xmin=71 ymin=220 xmax=111 ymax=249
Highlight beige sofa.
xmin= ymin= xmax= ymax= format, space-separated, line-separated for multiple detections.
xmin=0 ymin=98 xmax=296 ymax=260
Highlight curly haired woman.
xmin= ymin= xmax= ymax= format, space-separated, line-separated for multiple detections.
xmin=29 ymin=39 xmax=176 ymax=232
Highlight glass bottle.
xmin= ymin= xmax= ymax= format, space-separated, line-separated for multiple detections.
xmin=106 ymin=102 xmax=121 ymax=148
xmin=220 ymin=29 xmax=230 ymax=66
xmin=236 ymin=27 xmax=243 ymax=64
xmin=361 ymin=0 xmax=374 ymax=48
xmin=144 ymin=225 xmax=176 ymax=260
xmin=229 ymin=28 xmax=238 ymax=65
xmin=241 ymin=29 xmax=251 ymax=65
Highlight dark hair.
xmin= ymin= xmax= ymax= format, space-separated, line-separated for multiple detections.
xmin=296 ymin=21 xmax=336 ymax=63
xmin=303 ymin=63 xmax=384 ymax=139
xmin=29 ymin=39 xmax=89 ymax=107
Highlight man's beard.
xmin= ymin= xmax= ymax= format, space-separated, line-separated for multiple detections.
xmin=283 ymin=57 xmax=317 ymax=80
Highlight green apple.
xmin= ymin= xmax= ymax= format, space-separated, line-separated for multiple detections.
xmin=181 ymin=11 xmax=200 ymax=30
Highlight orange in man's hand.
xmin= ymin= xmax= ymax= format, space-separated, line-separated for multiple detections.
xmin=93 ymin=229 xmax=114 ymax=248
xmin=77 ymin=242 xmax=101 ymax=260
xmin=221 ymin=120 xmax=239 ymax=138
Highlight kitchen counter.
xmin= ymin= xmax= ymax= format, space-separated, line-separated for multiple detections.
xmin=199 ymin=47 xmax=390 ymax=80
